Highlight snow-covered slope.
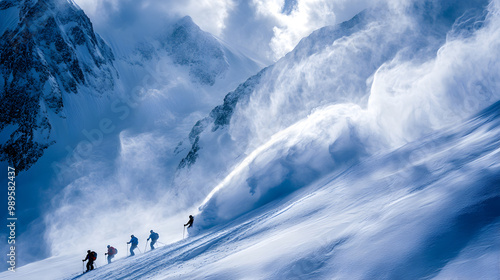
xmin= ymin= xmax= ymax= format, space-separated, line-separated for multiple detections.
xmin=2 ymin=98 xmax=499 ymax=280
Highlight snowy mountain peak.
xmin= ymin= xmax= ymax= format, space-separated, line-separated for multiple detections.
xmin=159 ymin=16 xmax=229 ymax=85
xmin=0 ymin=0 xmax=116 ymax=172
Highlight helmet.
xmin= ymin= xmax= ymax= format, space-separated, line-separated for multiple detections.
xmin=107 ymin=245 xmax=110 ymax=248
xmin=150 ymin=230 xmax=153 ymax=233
xmin=131 ymin=235 xmax=134 ymax=237
xmin=87 ymin=250 xmax=91 ymax=253
xmin=189 ymin=215 xmax=193 ymax=218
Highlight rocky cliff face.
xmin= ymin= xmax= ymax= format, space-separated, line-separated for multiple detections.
xmin=0 ymin=0 xmax=117 ymax=172
xmin=177 ymin=69 xmax=265 ymax=169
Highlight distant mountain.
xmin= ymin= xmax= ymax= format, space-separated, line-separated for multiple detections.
xmin=0 ymin=0 xmax=117 ymax=172
xmin=132 ymin=16 xmax=230 ymax=86
xmin=159 ymin=16 xmax=229 ymax=86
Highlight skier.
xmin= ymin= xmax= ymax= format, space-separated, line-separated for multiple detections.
xmin=104 ymin=245 xmax=117 ymax=264
xmin=184 ymin=215 xmax=194 ymax=228
xmin=127 ymin=234 xmax=139 ymax=256
xmin=82 ymin=250 xmax=96 ymax=272
xmin=147 ymin=230 xmax=159 ymax=250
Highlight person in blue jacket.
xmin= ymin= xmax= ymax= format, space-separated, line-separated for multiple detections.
xmin=127 ymin=235 xmax=139 ymax=256
xmin=147 ymin=230 xmax=159 ymax=250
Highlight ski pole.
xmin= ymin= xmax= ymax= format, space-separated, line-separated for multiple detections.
xmin=82 ymin=261 xmax=84 ymax=274
xmin=145 ymin=240 xmax=149 ymax=252
xmin=137 ymin=246 xmax=142 ymax=254
xmin=127 ymin=243 xmax=129 ymax=257
xmin=183 ymin=226 xmax=186 ymax=239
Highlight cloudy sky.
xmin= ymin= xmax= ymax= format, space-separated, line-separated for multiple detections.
xmin=73 ymin=0 xmax=372 ymax=63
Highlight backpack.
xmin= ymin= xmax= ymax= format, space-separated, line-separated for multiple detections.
xmin=91 ymin=251 xmax=97 ymax=261
xmin=153 ymin=232 xmax=159 ymax=240
xmin=109 ymin=246 xmax=118 ymax=255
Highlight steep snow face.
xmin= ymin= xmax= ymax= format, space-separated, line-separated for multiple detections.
xmin=0 ymin=0 xmax=117 ymax=172
xmin=177 ymin=0 xmax=500 ymax=228
xmin=1 ymin=100 xmax=499 ymax=280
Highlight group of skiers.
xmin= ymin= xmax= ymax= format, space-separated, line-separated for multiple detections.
xmin=82 ymin=215 xmax=194 ymax=272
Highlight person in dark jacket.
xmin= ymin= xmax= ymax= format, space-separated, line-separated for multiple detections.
xmin=105 ymin=245 xmax=117 ymax=264
xmin=184 ymin=215 xmax=194 ymax=228
xmin=82 ymin=250 xmax=95 ymax=272
xmin=127 ymin=235 xmax=139 ymax=256
xmin=147 ymin=230 xmax=159 ymax=250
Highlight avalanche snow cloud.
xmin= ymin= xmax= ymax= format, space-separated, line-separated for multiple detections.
xmin=186 ymin=0 xmax=500 ymax=230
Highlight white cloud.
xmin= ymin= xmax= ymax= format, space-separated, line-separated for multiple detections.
xmin=254 ymin=0 xmax=337 ymax=59
xmin=251 ymin=0 xmax=373 ymax=60
xmin=179 ymin=0 xmax=235 ymax=36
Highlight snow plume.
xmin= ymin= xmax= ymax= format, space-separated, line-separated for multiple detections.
xmin=196 ymin=104 xmax=373 ymax=228
xmin=368 ymin=0 xmax=500 ymax=145
xmin=194 ymin=0 xmax=500 ymax=229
